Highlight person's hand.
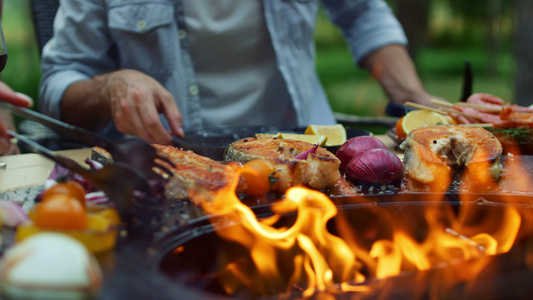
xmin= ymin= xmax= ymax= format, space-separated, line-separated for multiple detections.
xmin=98 ymin=69 xmax=184 ymax=144
xmin=408 ymin=92 xmax=448 ymax=108
xmin=0 ymin=81 xmax=33 ymax=156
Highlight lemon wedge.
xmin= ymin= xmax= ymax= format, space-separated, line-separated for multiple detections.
xmin=255 ymin=133 xmax=281 ymax=138
xmin=279 ymin=133 xmax=327 ymax=145
xmin=304 ymin=124 xmax=346 ymax=146
xmin=401 ymin=110 xmax=453 ymax=136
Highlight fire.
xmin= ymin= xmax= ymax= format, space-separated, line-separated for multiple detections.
xmin=199 ymin=148 xmax=533 ymax=298
xmin=203 ymin=177 xmax=359 ymax=297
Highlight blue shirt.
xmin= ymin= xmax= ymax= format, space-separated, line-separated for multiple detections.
xmin=39 ymin=0 xmax=407 ymax=135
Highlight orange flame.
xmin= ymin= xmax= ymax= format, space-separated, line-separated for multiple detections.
xmin=203 ymin=174 xmax=360 ymax=297
xmin=200 ymin=150 xmax=533 ymax=298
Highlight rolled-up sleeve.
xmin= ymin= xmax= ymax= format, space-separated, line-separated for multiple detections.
xmin=321 ymin=0 xmax=407 ymax=66
xmin=39 ymin=0 xmax=117 ymax=119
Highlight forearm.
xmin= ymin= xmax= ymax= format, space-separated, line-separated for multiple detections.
xmin=61 ymin=74 xmax=112 ymax=131
xmin=360 ymin=44 xmax=431 ymax=106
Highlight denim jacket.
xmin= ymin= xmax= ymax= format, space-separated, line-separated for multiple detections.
xmin=39 ymin=0 xmax=407 ymax=133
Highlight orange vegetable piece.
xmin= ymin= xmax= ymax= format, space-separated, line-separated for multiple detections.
xmin=42 ymin=181 xmax=86 ymax=207
xmin=34 ymin=194 xmax=88 ymax=230
xmin=240 ymin=159 xmax=276 ymax=196
xmin=395 ymin=116 xmax=407 ymax=140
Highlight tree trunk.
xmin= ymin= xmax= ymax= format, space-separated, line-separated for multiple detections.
xmin=395 ymin=0 xmax=429 ymax=64
xmin=514 ymin=0 xmax=533 ymax=105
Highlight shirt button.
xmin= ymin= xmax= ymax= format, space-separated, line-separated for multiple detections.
xmin=188 ymin=85 xmax=198 ymax=96
xmin=178 ymin=29 xmax=187 ymax=40
xmin=137 ymin=20 xmax=147 ymax=31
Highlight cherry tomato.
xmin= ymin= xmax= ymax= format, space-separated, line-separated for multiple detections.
xmin=395 ymin=116 xmax=407 ymax=140
xmin=34 ymin=194 xmax=88 ymax=230
xmin=239 ymin=159 xmax=276 ymax=196
xmin=42 ymin=181 xmax=86 ymax=207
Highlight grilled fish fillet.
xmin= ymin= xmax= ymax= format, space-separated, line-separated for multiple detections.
xmin=153 ymin=144 xmax=239 ymax=204
xmin=400 ymin=126 xmax=502 ymax=185
xmin=224 ymin=137 xmax=341 ymax=192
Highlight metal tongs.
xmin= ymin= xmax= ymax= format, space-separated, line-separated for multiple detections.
xmin=8 ymin=130 xmax=152 ymax=218
xmin=0 ymin=100 xmax=174 ymax=182
xmin=0 ymin=91 xmax=175 ymax=218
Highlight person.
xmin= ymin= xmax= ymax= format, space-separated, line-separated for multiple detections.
xmin=39 ymin=0 xmax=437 ymax=145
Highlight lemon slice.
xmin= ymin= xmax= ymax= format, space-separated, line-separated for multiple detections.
xmin=443 ymin=115 xmax=457 ymax=125
xmin=401 ymin=109 xmax=453 ymax=135
xmin=279 ymin=133 xmax=327 ymax=145
xmin=304 ymin=124 xmax=346 ymax=146
xmin=255 ymin=133 xmax=281 ymax=138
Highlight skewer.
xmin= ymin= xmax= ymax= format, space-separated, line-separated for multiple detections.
xmin=431 ymin=99 xmax=502 ymax=113
xmin=404 ymin=102 xmax=483 ymax=120
xmin=404 ymin=101 xmax=446 ymax=114
xmin=458 ymin=123 xmax=494 ymax=128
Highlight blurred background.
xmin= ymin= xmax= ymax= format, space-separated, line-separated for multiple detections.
xmin=2 ymin=0 xmax=527 ymax=132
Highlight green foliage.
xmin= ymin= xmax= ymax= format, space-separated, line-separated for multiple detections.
xmin=2 ymin=0 xmax=41 ymax=103
xmin=313 ymin=8 xmax=346 ymax=49
xmin=448 ymin=0 xmax=511 ymax=21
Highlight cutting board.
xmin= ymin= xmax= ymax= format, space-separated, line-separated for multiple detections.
xmin=0 ymin=148 xmax=91 ymax=193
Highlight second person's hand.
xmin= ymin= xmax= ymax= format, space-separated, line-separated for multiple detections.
xmin=101 ymin=69 xmax=184 ymax=144
xmin=62 ymin=69 xmax=185 ymax=145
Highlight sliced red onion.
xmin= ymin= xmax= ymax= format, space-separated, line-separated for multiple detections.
xmin=48 ymin=164 xmax=73 ymax=181
xmin=47 ymin=162 xmax=100 ymax=193
xmin=85 ymin=158 xmax=103 ymax=170
xmin=85 ymin=191 xmax=111 ymax=205
xmin=0 ymin=200 xmax=29 ymax=227
xmin=293 ymin=144 xmax=319 ymax=160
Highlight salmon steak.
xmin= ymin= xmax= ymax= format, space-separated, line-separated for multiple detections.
xmin=224 ymin=137 xmax=341 ymax=192
xmin=153 ymin=144 xmax=239 ymax=204
xmin=400 ymin=126 xmax=503 ymax=186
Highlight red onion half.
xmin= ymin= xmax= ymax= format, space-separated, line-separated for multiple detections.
xmin=336 ymin=136 xmax=388 ymax=170
xmin=345 ymin=148 xmax=404 ymax=185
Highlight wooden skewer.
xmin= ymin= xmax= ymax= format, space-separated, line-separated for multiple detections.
xmin=431 ymin=99 xmax=502 ymax=113
xmin=404 ymin=102 xmax=483 ymax=120
xmin=457 ymin=103 xmax=502 ymax=112
xmin=458 ymin=123 xmax=494 ymax=128
xmin=430 ymin=99 xmax=454 ymax=108
xmin=404 ymin=101 xmax=446 ymax=114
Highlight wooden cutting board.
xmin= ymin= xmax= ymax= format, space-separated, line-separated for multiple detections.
xmin=0 ymin=148 xmax=92 ymax=193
